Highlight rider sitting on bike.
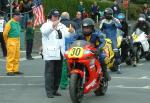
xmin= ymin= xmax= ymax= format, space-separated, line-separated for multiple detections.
xmin=117 ymin=13 xmax=131 ymax=63
xmin=75 ymin=18 xmax=111 ymax=81
xmin=134 ymin=14 xmax=149 ymax=35
xmin=99 ymin=8 xmax=122 ymax=74
xmin=134 ymin=14 xmax=150 ymax=44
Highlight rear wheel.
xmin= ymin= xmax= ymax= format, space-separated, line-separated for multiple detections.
xmin=145 ymin=52 xmax=150 ymax=61
xmin=136 ymin=48 xmax=141 ymax=63
xmin=94 ymin=79 xmax=108 ymax=96
xmin=125 ymin=55 xmax=132 ymax=65
xmin=69 ymin=74 xmax=83 ymax=103
xmin=110 ymin=61 xmax=118 ymax=72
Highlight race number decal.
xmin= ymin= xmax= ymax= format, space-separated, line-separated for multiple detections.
xmin=68 ymin=47 xmax=84 ymax=58
xmin=132 ymin=34 xmax=138 ymax=41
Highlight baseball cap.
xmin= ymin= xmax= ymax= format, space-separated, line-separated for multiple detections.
xmin=51 ymin=9 xmax=60 ymax=16
xmin=13 ymin=11 xmax=21 ymax=16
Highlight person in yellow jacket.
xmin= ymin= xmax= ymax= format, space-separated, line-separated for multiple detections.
xmin=3 ymin=12 xmax=23 ymax=76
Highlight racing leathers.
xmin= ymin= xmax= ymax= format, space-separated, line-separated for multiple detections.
xmin=74 ymin=29 xmax=111 ymax=81
xmin=100 ymin=17 xmax=122 ymax=73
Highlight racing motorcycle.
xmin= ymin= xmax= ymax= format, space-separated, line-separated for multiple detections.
xmin=64 ymin=40 xmax=109 ymax=103
xmin=120 ymin=37 xmax=134 ymax=65
xmin=131 ymin=28 xmax=150 ymax=66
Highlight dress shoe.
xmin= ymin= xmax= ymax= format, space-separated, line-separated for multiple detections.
xmin=14 ymin=72 xmax=24 ymax=75
xmin=27 ymin=57 xmax=34 ymax=60
xmin=47 ymin=94 xmax=54 ymax=98
xmin=7 ymin=72 xmax=15 ymax=76
xmin=53 ymin=92 xmax=61 ymax=96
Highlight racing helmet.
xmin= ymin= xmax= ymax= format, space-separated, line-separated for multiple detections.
xmin=117 ymin=13 xmax=125 ymax=20
xmin=138 ymin=14 xmax=146 ymax=21
xmin=47 ymin=9 xmax=60 ymax=19
xmin=82 ymin=18 xmax=95 ymax=36
xmin=104 ymin=8 xmax=113 ymax=20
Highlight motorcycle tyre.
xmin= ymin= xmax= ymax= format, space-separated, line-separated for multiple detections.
xmin=145 ymin=52 xmax=150 ymax=61
xmin=94 ymin=79 xmax=108 ymax=96
xmin=69 ymin=74 xmax=83 ymax=103
xmin=125 ymin=58 xmax=132 ymax=65
xmin=110 ymin=62 xmax=118 ymax=72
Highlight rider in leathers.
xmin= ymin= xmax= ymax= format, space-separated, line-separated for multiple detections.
xmin=75 ymin=18 xmax=111 ymax=81
xmin=134 ymin=14 xmax=149 ymax=36
xmin=100 ymin=8 xmax=122 ymax=74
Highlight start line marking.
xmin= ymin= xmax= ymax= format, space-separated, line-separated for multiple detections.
xmin=0 ymin=75 xmax=150 ymax=80
xmin=0 ymin=83 xmax=150 ymax=90
xmin=0 ymin=56 xmax=41 ymax=62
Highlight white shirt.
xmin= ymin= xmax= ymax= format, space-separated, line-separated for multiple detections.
xmin=0 ymin=19 xmax=5 ymax=32
xmin=40 ymin=20 xmax=71 ymax=60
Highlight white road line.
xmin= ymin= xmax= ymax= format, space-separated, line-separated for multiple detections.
xmin=0 ymin=76 xmax=150 ymax=80
xmin=0 ymin=76 xmax=43 ymax=78
xmin=20 ymin=56 xmax=41 ymax=61
xmin=138 ymin=63 xmax=144 ymax=66
xmin=0 ymin=83 xmax=44 ymax=86
xmin=112 ymin=76 xmax=150 ymax=80
xmin=0 ymin=55 xmax=41 ymax=62
xmin=0 ymin=84 xmax=150 ymax=90
xmin=110 ymin=85 xmax=150 ymax=89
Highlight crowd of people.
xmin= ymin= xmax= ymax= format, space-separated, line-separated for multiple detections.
xmin=0 ymin=0 xmax=150 ymax=99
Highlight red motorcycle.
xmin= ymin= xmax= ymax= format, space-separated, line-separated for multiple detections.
xmin=64 ymin=40 xmax=108 ymax=103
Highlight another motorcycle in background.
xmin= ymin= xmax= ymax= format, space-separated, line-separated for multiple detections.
xmin=120 ymin=36 xmax=134 ymax=65
xmin=131 ymin=28 xmax=150 ymax=67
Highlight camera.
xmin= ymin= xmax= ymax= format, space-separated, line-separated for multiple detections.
xmin=56 ymin=29 xmax=62 ymax=39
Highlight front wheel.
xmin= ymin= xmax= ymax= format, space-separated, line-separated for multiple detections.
xmin=69 ymin=74 xmax=84 ymax=103
xmin=94 ymin=79 xmax=108 ymax=96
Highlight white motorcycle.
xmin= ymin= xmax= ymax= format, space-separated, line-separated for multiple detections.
xmin=131 ymin=28 xmax=150 ymax=66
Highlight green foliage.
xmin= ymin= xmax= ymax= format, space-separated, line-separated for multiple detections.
xmin=42 ymin=0 xmax=113 ymax=19
xmin=130 ymin=0 xmax=149 ymax=4
xmin=127 ymin=4 xmax=142 ymax=20
xmin=42 ymin=0 xmax=143 ymax=20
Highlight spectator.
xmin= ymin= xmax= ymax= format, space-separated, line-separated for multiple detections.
xmin=0 ymin=0 xmax=10 ymax=21
xmin=142 ymin=3 xmax=148 ymax=14
xmin=60 ymin=12 xmax=78 ymax=30
xmin=0 ymin=15 xmax=7 ymax=57
xmin=141 ymin=4 xmax=150 ymax=22
xmin=12 ymin=1 xmax=20 ymax=12
xmin=73 ymin=11 xmax=82 ymax=30
xmin=60 ymin=12 xmax=76 ymax=90
xmin=28 ymin=0 xmax=34 ymax=19
xmin=22 ymin=0 xmax=30 ymax=29
xmin=26 ymin=20 xmax=34 ymax=60
xmin=19 ymin=0 xmax=24 ymax=13
xmin=91 ymin=2 xmax=99 ymax=22
xmin=147 ymin=8 xmax=150 ymax=22
xmin=82 ymin=8 xmax=89 ymax=19
xmin=3 ymin=11 xmax=23 ymax=76
xmin=111 ymin=0 xmax=121 ymax=18
xmin=40 ymin=9 xmax=74 ymax=98
xmin=77 ymin=1 xmax=84 ymax=14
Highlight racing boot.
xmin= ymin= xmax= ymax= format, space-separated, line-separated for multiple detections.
xmin=133 ymin=57 xmax=137 ymax=67
xmin=102 ymin=65 xmax=111 ymax=81
xmin=116 ymin=65 xmax=122 ymax=74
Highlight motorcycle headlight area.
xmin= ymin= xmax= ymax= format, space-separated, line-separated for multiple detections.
xmin=65 ymin=51 xmax=69 ymax=54
xmin=84 ymin=50 xmax=91 ymax=54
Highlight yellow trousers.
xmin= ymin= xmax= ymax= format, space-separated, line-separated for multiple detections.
xmin=6 ymin=38 xmax=20 ymax=73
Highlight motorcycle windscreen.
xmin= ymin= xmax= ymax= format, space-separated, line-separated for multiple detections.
xmin=70 ymin=40 xmax=94 ymax=48
xmin=135 ymin=28 xmax=143 ymax=35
